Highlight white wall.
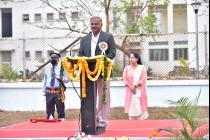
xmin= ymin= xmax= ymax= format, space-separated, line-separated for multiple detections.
xmin=187 ymin=1 xmax=209 ymax=32
xmin=0 ymin=80 xmax=208 ymax=111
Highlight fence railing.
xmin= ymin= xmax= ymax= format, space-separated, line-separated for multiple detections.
xmin=0 ymin=32 xmax=209 ymax=81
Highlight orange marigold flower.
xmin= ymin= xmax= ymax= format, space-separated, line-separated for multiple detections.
xmin=148 ymin=131 xmax=158 ymax=139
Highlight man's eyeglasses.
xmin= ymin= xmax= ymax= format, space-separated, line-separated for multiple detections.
xmin=90 ymin=23 xmax=100 ymax=26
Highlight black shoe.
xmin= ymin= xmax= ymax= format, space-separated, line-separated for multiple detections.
xmin=96 ymin=126 xmax=105 ymax=134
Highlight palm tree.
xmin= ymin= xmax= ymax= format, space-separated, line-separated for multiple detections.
xmin=149 ymin=90 xmax=209 ymax=140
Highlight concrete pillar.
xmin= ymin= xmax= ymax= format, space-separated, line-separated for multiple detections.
xmin=167 ymin=4 xmax=174 ymax=33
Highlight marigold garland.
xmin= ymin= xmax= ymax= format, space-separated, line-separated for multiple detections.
xmin=61 ymin=55 xmax=112 ymax=98
xmin=83 ymin=59 xmax=102 ymax=81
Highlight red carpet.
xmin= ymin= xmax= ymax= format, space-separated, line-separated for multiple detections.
xmin=0 ymin=119 xmax=182 ymax=138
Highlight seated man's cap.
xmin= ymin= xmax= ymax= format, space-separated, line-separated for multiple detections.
xmin=49 ymin=52 xmax=61 ymax=58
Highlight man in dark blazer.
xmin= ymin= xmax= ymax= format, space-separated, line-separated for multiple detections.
xmin=78 ymin=16 xmax=116 ymax=134
xmin=78 ymin=20 xmax=116 ymax=59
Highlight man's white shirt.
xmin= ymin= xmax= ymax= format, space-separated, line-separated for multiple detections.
xmin=91 ymin=32 xmax=100 ymax=57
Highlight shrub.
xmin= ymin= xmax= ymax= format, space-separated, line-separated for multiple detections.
xmin=147 ymin=67 xmax=153 ymax=76
xmin=179 ymin=57 xmax=190 ymax=77
xmin=112 ymin=64 xmax=123 ymax=77
xmin=0 ymin=65 xmax=19 ymax=81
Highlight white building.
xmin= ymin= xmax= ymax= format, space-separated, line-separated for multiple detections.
xmin=0 ymin=0 xmax=84 ymax=75
xmin=113 ymin=0 xmax=209 ymax=76
xmin=0 ymin=0 xmax=209 ymax=77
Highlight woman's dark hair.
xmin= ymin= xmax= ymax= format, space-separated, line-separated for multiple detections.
xmin=131 ymin=52 xmax=142 ymax=65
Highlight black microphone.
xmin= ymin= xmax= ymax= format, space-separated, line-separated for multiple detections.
xmin=69 ymin=44 xmax=79 ymax=56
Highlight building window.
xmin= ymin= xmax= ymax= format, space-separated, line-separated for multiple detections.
xmin=23 ymin=14 xmax=30 ymax=22
xmin=174 ymin=41 xmax=188 ymax=45
xmin=174 ymin=48 xmax=188 ymax=60
xmin=71 ymin=12 xmax=80 ymax=20
xmin=47 ymin=13 xmax=54 ymax=21
xmin=148 ymin=5 xmax=168 ymax=33
xmin=126 ymin=9 xmax=135 ymax=29
xmin=1 ymin=8 xmax=12 ymax=37
xmin=34 ymin=13 xmax=41 ymax=22
xmin=25 ymin=51 xmax=30 ymax=59
xmin=0 ymin=51 xmax=12 ymax=67
xmin=129 ymin=42 xmax=141 ymax=47
xmin=113 ymin=11 xmax=119 ymax=28
xmin=35 ymin=51 xmax=42 ymax=59
xmin=59 ymin=13 xmax=65 ymax=21
xmin=149 ymin=41 xmax=168 ymax=46
xmin=155 ymin=7 xmax=162 ymax=32
xmin=149 ymin=49 xmax=169 ymax=61
xmin=173 ymin=4 xmax=187 ymax=33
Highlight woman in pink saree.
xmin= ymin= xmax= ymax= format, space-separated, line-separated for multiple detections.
xmin=123 ymin=52 xmax=149 ymax=120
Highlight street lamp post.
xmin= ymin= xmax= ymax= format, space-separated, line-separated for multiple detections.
xmin=191 ymin=1 xmax=201 ymax=79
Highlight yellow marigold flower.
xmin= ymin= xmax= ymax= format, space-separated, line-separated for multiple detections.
xmin=148 ymin=131 xmax=158 ymax=139
xmin=61 ymin=56 xmax=112 ymax=99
